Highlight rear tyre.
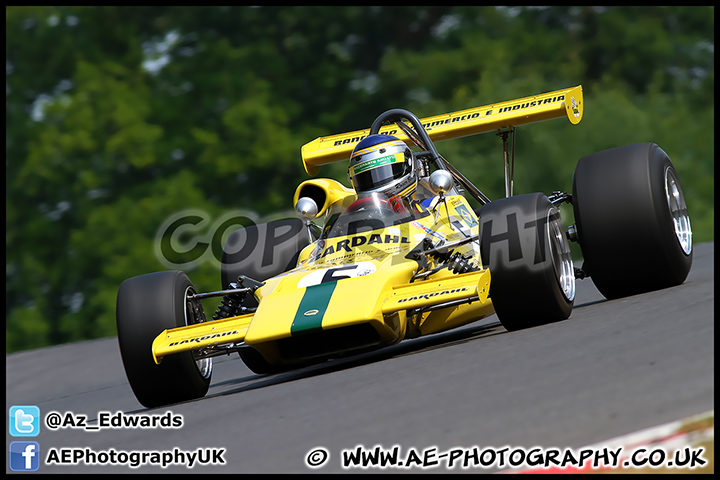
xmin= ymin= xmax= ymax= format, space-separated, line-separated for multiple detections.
xmin=221 ymin=219 xmax=309 ymax=311
xmin=221 ymin=219 xmax=309 ymax=289
xmin=478 ymin=193 xmax=575 ymax=331
xmin=117 ymin=270 xmax=211 ymax=408
xmin=572 ymin=143 xmax=692 ymax=299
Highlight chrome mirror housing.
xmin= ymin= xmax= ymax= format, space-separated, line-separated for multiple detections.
xmin=429 ymin=169 xmax=454 ymax=195
xmin=295 ymin=197 xmax=319 ymax=221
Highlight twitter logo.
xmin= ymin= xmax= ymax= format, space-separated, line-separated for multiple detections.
xmin=9 ymin=406 xmax=40 ymax=437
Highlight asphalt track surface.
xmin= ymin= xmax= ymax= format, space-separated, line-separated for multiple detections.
xmin=6 ymin=242 xmax=714 ymax=473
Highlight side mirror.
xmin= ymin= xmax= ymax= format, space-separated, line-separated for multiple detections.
xmin=429 ymin=169 xmax=453 ymax=195
xmin=295 ymin=197 xmax=319 ymax=221
xmin=428 ymin=169 xmax=455 ymax=231
xmin=295 ymin=197 xmax=321 ymax=242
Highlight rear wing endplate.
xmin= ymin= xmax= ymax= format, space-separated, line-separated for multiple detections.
xmin=301 ymin=85 xmax=583 ymax=175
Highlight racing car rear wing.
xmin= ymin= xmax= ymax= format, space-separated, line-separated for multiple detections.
xmin=301 ymin=85 xmax=583 ymax=176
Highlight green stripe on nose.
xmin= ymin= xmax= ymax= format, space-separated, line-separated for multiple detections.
xmin=291 ymin=281 xmax=338 ymax=335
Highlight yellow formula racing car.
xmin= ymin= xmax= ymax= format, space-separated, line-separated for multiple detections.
xmin=116 ymin=85 xmax=693 ymax=408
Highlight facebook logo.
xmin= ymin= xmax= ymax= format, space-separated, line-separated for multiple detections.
xmin=9 ymin=406 xmax=40 ymax=437
xmin=9 ymin=442 xmax=40 ymax=471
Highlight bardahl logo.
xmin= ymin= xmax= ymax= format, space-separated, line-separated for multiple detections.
xmin=304 ymin=309 xmax=320 ymax=316
xmin=397 ymin=287 xmax=468 ymax=303
xmin=169 ymin=330 xmax=239 ymax=347
xmin=319 ymin=234 xmax=410 ymax=258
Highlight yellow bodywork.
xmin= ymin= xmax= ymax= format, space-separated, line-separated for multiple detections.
xmin=151 ymin=85 xmax=583 ymax=366
xmin=152 ymin=194 xmax=493 ymax=365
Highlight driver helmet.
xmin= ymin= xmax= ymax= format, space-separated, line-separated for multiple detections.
xmin=348 ymin=134 xmax=417 ymax=198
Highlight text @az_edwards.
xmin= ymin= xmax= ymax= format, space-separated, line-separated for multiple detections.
xmin=44 ymin=410 xmax=183 ymax=431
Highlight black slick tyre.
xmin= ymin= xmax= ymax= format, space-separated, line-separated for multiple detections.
xmin=572 ymin=143 xmax=692 ymax=299
xmin=478 ymin=193 xmax=575 ymax=331
xmin=221 ymin=219 xmax=309 ymax=289
xmin=116 ymin=270 xmax=211 ymax=408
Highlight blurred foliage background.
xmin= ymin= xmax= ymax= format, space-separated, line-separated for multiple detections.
xmin=6 ymin=6 xmax=714 ymax=352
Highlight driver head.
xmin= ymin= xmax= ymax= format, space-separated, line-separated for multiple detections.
xmin=348 ymin=134 xmax=417 ymax=198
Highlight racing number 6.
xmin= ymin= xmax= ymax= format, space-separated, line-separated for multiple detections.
xmin=321 ymin=265 xmax=358 ymax=283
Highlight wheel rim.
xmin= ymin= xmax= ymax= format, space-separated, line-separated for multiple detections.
xmin=547 ymin=208 xmax=575 ymax=302
xmin=184 ymin=286 xmax=213 ymax=379
xmin=665 ymin=166 xmax=692 ymax=255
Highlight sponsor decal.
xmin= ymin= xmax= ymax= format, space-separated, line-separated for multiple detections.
xmin=319 ymin=234 xmax=410 ymax=259
xmin=454 ymin=204 xmax=478 ymax=228
xmin=488 ymin=95 xmax=565 ymax=116
xmin=411 ymin=221 xmax=446 ymax=243
xmin=351 ymin=153 xmax=403 ymax=176
xmin=333 ymin=131 xmax=398 ymax=147
xmin=424 ymin=112 xmax=481 ymax=128
xmin=571 ymin=96 xmax=581 ymax=120
xmin=397 ymin=287 xmax=468 ymax=304
xmin=330 ymin=95 xmax=566 ymax=148
xmin=168 ymin=330 xmax=239 ymax=347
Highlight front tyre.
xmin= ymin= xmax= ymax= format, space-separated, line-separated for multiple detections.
xmin=116 ymin=270 xmax=212 ymax=408
xmin=572 ymin=143 xmax=692 ymax=299
xmin=478 ymin=193 xmax=575 ymax=331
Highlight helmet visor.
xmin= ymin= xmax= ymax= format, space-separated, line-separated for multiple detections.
xmin=350 ymin=151 xmax=411 ymax=192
